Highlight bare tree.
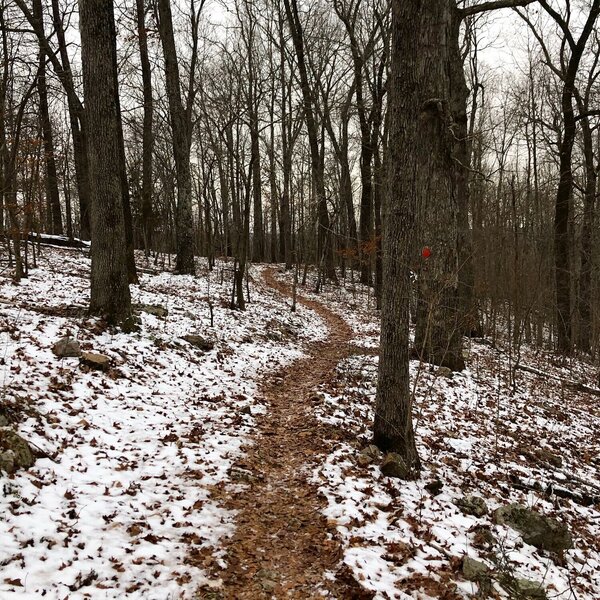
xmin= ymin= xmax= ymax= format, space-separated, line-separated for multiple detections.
xmin=156 ymin=0 xmax=202 ymax=274
xmin=79 ymin=0 xmax=131 ymax=323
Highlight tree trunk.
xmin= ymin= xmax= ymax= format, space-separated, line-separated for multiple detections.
xmin=50 ymin=0 xmax=91 ymax=240
xmin=412 ymin=1 xmax=464 ymax=372
xmin=79 ymin=0 xmax=131 ymax=323
xmin=449 ymin=10 xmax=479 ymax=337
xmin=136 ymin=0 xmax=154 ymax=254
xmin=157 ymin=0 xmax=196 ymax=275
xmin=283 ymin=0 xmax=336 ymax=281
xmin=576 ymin=95 xmax=596 ymax=354
xmin=374 ymin=0 xmax=425 ymax=476
xmin=34 ymin=0 xmax=62 ymax=235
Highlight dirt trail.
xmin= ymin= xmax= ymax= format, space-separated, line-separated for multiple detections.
xmin=202 ymin=269 xmax=371 ymax=599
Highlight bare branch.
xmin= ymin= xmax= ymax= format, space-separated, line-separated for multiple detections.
xmin=459 ymin=0 xmax=538 ymax=18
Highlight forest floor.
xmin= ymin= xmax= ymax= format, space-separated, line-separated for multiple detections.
xmin=0 ymin=246 xmax=599 ymax=600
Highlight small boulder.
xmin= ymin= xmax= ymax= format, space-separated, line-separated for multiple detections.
xmin=52 ymin=336 xmax=81 ymax=358
xmin=0 ymin=429 xmax=35 ymax=473
xmin=535 ymin=448 xmax=563 ymax=468
xmin=357 ymin=445 xmax=382 ymax=467
xmin=436 ymin=367 xmax=453 ymax=378
xmin=471 ymin=525 xmax=497 ymax=549
xmin=80 ymin=352 xmax=111 ymax=371
xmin=0 ymin=451 xmax=15 ymax=473
xmin=456 ymin=495 xmax=488 ymax=517
xmin=462 ymin=557 xmax=489 ymax=582
xmin=425 ymin=479 xmax=444 ymax=495
xmin=134 ymin=303 xmax=168 ymax=318
xmin=381 ymin=453 xmax=411 ymax=479
xmin=494 ymin=504 xmax=573 ymax=552
xmin=181 ymin=335 xmax=215 ymax=352
xmin=0 ymin=414 xmax=8 ymax=427
xmin=500 ymin=576 xmax=547 ymax=600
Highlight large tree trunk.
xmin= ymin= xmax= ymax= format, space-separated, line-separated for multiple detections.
xmin=449 ymin=10 xmax=479 ymax=337
xmin=79 ymin=0 xmax=131 ymax=323
xmin=50 ymin=0 xmax=91 ymax=240
xmin=157 ymin=0 xmax=196 ymax=275
xmin=136 ymin=0 xmax=154 ymax=254
xmin=283 ymin=0 xmax=336 ymax=282
xmin=111 ymin=17 xmax=137 ymax=284
xmin=34 ymin=0 xmax=62 ymax=235
xmin=412 ymin=2 xmax=464 ymax=373
xmin=576 ymin=95 xmax=596 ymax=354
xmin=374 ymin=0 xmax=426 ymax=475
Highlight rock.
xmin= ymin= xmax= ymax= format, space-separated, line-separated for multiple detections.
xmin=0 ymin=429 xmax=35 ymax=473
xmin=456 ymin=495 xmax=488 ymax=517
xmin=261 ymin=579 xmax=277 ymax=593
xmin=0 ymin=451 xmax=15 ymax=473
xmin=381 ymin=453 xmax=411 ymax=479
xmin=357 ymin=445 xmax=382 ymax=467
xmin=471 ymin=525 xmax=497 ymax=549
xmin=120 ymin=315 xmax=141 ymax=333
xmin=0 ymin=414 xmax=8 ymax=427
xmin=425 ymin=479 xmax=444 ymax=495
xmin=52 ymin=336 xmax=81 ymax=358
xmin=134 ymin=303 xmax=168 ymax=318
xmin=181 ymin=335 xmax=215 ymax=352
xmin=494 ymin=504 xmax=573 ymax=552
xmin=80 ymin=352 xmax=111 ymax=371
xmin=256 ymin=569 xmax=278 ymax=593
xmin=436 ymin=366 xmax=453 ymax=378
xmin=462 ymin=557 xmax=490 ymax=581
xmin=535 ymin=448 xmax=563 ymax=468
xmin=500 ymin=576 xmax=547 ymax=600
xmin=240 ymin=405 xmax=252 ymax=416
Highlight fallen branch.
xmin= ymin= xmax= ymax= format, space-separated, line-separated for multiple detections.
xmin=515 ymin=363 xmax=600 ymax=397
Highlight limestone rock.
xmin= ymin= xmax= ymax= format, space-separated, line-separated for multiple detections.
xmin=436 ymin=366 xmax=453 ymax=378
xmin=0 ymin=429 xmax=35 ymax=473
xmin=181 ymin=335 xmax=215 ymax=352
xmin=0 ymin=451 xmax=15 ymax=473
xmin=535 ymin=448 xmax=563 ymax=468
xmin=462 ymin=557 xmax=490 ymax=581
xmin=456 ymin=495 xmax=488 ymax=517
xmin=500 ymin=576 xmax=547 ymax=600
xmin=381 ymin=453 xmax=411 ymax=479
xmin=425 ymin=479 xmax=444 ymax=495
xmin=357 ymin=445 xmax=382 ymax=467
xmin=52 ymin=336 xmax=81 ymax=358
xmin=494 ymin=504 xmax=572 ymax=552
xmin=134 ymin=303 xmax=168 ymax=318
xmin=80 ymin=352 xmax=111 ymax=371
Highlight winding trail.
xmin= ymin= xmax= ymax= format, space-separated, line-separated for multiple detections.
xmin=201 ymin=268 xmax=372 ymax=599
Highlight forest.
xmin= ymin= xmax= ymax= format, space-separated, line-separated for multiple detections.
xmin=0 ymin=0 xmax=599 ymax=598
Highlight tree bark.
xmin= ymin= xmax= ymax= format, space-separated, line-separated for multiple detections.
xmin=34 ymin=0 xmax=62 ymax=235
xmin=157 ymin=0 xmax=196 ymax=275
xmin=374 ymin=0 xmax=425 ymax=475
xmin=136 ymin=0 xmax=154 ymax=254
xmin=79 ymin=0 xmax=131 ymax=323
xmin=283 ymin=0 xmax=336 ymax=281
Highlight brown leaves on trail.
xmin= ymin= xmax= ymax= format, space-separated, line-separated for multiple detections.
xmin=188 ymin=268 xmax=369 ymax=599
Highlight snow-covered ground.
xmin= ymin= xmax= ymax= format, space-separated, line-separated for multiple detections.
xmin=0 ymin=248 xmax=326 ymax=599
xmin=277 ymin=268 xmax=600 ymax=600
xmin=2 ymin=256 xmax=599 ymax=600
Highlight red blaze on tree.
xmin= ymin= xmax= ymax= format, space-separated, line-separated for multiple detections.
xmin=421 ymin=246 xmax=431 ymax=259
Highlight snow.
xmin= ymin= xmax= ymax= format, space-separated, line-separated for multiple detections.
xmin=2 ymin=256 xmax=599 ymax=599
xmin=272 ymin=267 xmax=600 ymax=600
xmin=0 ymin=248 xmax=326 ymax=598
